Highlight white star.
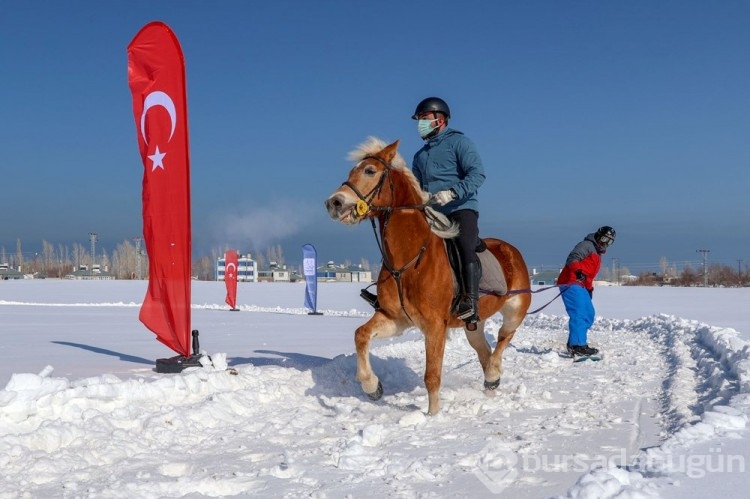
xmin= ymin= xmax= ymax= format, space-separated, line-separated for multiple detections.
xmin=148 ymin=146 xmax=167 ymax=171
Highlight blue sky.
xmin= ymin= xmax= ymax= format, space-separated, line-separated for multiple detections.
xmin=1 ymin=1 xmax=747 ymax=274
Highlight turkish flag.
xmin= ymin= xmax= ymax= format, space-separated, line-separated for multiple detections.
xmin=128 ymin=22 xmax=192 ymax=356
xmin=224 ymin=250 xmax=239 ymax=310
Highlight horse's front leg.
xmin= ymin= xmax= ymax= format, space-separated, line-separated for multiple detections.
xmin=423 ymin=323 xmax=448 ymax=415
xmin=354 ymin=311 xmax=399 ymax=400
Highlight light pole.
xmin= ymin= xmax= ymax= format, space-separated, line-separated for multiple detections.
xmin=89 ymin=232 xmax=97 ymax=278
xmin=697 ymin=249 xmax=710 ymax=287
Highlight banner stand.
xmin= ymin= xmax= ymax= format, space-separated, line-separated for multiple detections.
xmin=129 ymin=21 xmax=201 ymax=367
xmin=155 ymin=330 xmax=205 ymax=373
xmin=224 ymin=249 xmax=239 ymax=311
xmin=302 ymin=243 xmax=321 ymax=315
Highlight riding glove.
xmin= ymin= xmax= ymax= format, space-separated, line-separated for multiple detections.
xmin=433 ymin=189 xmax=456 ymax=206
xmin=575 ymin=269 xmax=586 ymax=282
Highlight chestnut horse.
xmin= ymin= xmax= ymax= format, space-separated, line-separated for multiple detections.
xmin=325 ymin=137 xmax=531 ymax=415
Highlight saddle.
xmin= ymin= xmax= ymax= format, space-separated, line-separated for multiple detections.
xmin=359 ymin=237 xmax=508 ymax=312
xmin=446 ymin=238 xmax=508 ymax=300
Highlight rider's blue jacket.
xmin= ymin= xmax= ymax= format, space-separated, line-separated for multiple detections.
xmin=411 ymin=128 xmax=485 ymax=215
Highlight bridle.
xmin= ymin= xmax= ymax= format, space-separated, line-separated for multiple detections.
xmin=341 ymin=155 xmax=428 ymax=217
xmin=340 ymin=155 xmax=432 ymax=323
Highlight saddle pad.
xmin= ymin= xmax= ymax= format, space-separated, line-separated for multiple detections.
xmin=478 ymin=249 xmax=507 ymax=295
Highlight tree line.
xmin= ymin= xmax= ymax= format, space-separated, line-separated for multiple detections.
xmin=626 ymin=262 xmax=748 ymax=287
xmin=5 ymin=239 xmax=742 ymax=286
xmin=2 ymin=239 xmax=374 ymax=281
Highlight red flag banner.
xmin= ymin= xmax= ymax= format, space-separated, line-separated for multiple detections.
xmin=128 ymin=22 xmax=192 ymax=356
xmin=224 ymin=250 xmax=239 ymax=310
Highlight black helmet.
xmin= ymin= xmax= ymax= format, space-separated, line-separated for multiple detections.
xmin=594 ymin=226 xmax=616 ymax=247
xmin=412 ymin=97 xmax=451 ymax=120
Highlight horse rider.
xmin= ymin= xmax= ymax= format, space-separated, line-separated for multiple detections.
xmin=411 ymin=97 xmax=486 ymax=327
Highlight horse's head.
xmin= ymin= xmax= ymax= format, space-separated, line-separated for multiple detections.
xmin=325 ymin=137 xmax=428 ymax=225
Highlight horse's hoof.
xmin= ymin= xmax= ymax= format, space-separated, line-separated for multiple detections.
xmin=366 ymin=381 xmax=383 ymax=401
xmin=484 ymin=378 xmax=501 ymax=391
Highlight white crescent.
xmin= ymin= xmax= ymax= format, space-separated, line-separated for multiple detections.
xmin=226 ymin=262 xmax=237 ymax=274
xmin=140 ymin=91 xmax=177 ymax=144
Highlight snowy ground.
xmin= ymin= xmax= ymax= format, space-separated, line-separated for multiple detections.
xmin=1 ymin=280 xmax=748 ymax=498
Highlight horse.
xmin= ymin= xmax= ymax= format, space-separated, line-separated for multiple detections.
xmin=324 ymin=137 xmax=531 ymax=415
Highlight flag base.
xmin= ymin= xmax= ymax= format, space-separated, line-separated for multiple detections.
xmin=229 ymin=308 xmax=239 ymax=312
xmin=155 ymin=354 xmax=204 ymax=373
xmin=308 ymin=311 xmax=323 ymax=315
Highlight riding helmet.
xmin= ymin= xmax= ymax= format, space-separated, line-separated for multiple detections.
xmin=412 ymin=97 xmax=451 ymax=120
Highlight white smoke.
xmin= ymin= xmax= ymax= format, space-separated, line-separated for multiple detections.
xmin=209 ymin=199 xmax=316 ymax=252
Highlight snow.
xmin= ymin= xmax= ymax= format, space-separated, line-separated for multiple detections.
xmin=1 ymin=280 xmax=749 ymax=498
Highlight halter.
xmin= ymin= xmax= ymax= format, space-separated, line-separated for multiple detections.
xmin=340 ymin=155 xmax=431 ymax=323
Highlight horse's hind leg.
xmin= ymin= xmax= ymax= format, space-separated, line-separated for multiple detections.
xmin=484 ymin=299 xmax=526 ymax=390
xmin=464 ymin=320 xmax=491 ymax=373
xmin=355 ymin=312 xmax=398 ymax=400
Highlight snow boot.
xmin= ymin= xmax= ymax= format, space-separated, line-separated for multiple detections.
xmin=566 ymin=344 xmax=599 ymax=357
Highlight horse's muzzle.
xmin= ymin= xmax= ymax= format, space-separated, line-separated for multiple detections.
xmin=325 ymin=193 xmax=360 ymax=225
xmin=325 ymin=193 xmax=348 ymax=218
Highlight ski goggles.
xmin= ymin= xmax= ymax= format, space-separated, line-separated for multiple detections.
xmin=598 ymin=235 xmax=614 ymax=247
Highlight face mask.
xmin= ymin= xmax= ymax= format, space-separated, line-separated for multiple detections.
xmin=417 ymin=119 xmax=438 ymax=139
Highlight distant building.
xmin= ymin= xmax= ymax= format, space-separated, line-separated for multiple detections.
xmin=257 ymin=262 xmax=291 ymax=282
xmin=529 ymin=268 xmax=560 ymax=286
xmin=0 ymin=263 xmax=23 ymax=280
xmin=216 ymin=254 xmax=257 ymax=282
xmin=65 ymin=264 xmax=115 ymax=280
xmin=316 ymin=261 xmax=373 ymax=283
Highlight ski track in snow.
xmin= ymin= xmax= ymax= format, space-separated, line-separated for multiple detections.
xmin=1 ymin=303 xmax=748 ymax=498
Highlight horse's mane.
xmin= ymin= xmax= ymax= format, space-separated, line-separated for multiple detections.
xmin=348 ymin=137 xmax=459 ymax=239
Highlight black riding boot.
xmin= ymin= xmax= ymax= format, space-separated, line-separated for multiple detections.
xmin=457 ymin=261 xmax=480 ymax=325
xmin=360 ymin=288 xmax=379 ymax=309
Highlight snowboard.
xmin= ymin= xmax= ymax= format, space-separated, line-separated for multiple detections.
xmin=559 ymin=351 xmax=603 ymax=362
xmin=572 ymin=354 xmax=602 ymax=362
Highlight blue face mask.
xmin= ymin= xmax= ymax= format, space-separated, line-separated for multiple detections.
xmin=417 ymin=119 xmax=438 ymax=139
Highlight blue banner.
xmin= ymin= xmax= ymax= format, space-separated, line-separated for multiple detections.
xmin=302 ymin=243 xmax=318 ymax=313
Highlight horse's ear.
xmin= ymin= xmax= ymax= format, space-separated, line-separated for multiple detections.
xmin=381 ymin=140 xmax=401 ymax=162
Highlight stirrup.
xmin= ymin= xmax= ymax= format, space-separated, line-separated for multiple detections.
xmin=461 ymin=310 xmax=479 ymax=331
xmin=457 ymin=307 xmax=475 ymax=321
xmin=456 ymin=297 xmax=475 ymax=321
xmin=360 ymin=289 xmax=379 ymax=309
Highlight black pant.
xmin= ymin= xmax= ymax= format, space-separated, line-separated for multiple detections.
xmin=449 ymin=209 xmax=479 ymax=266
